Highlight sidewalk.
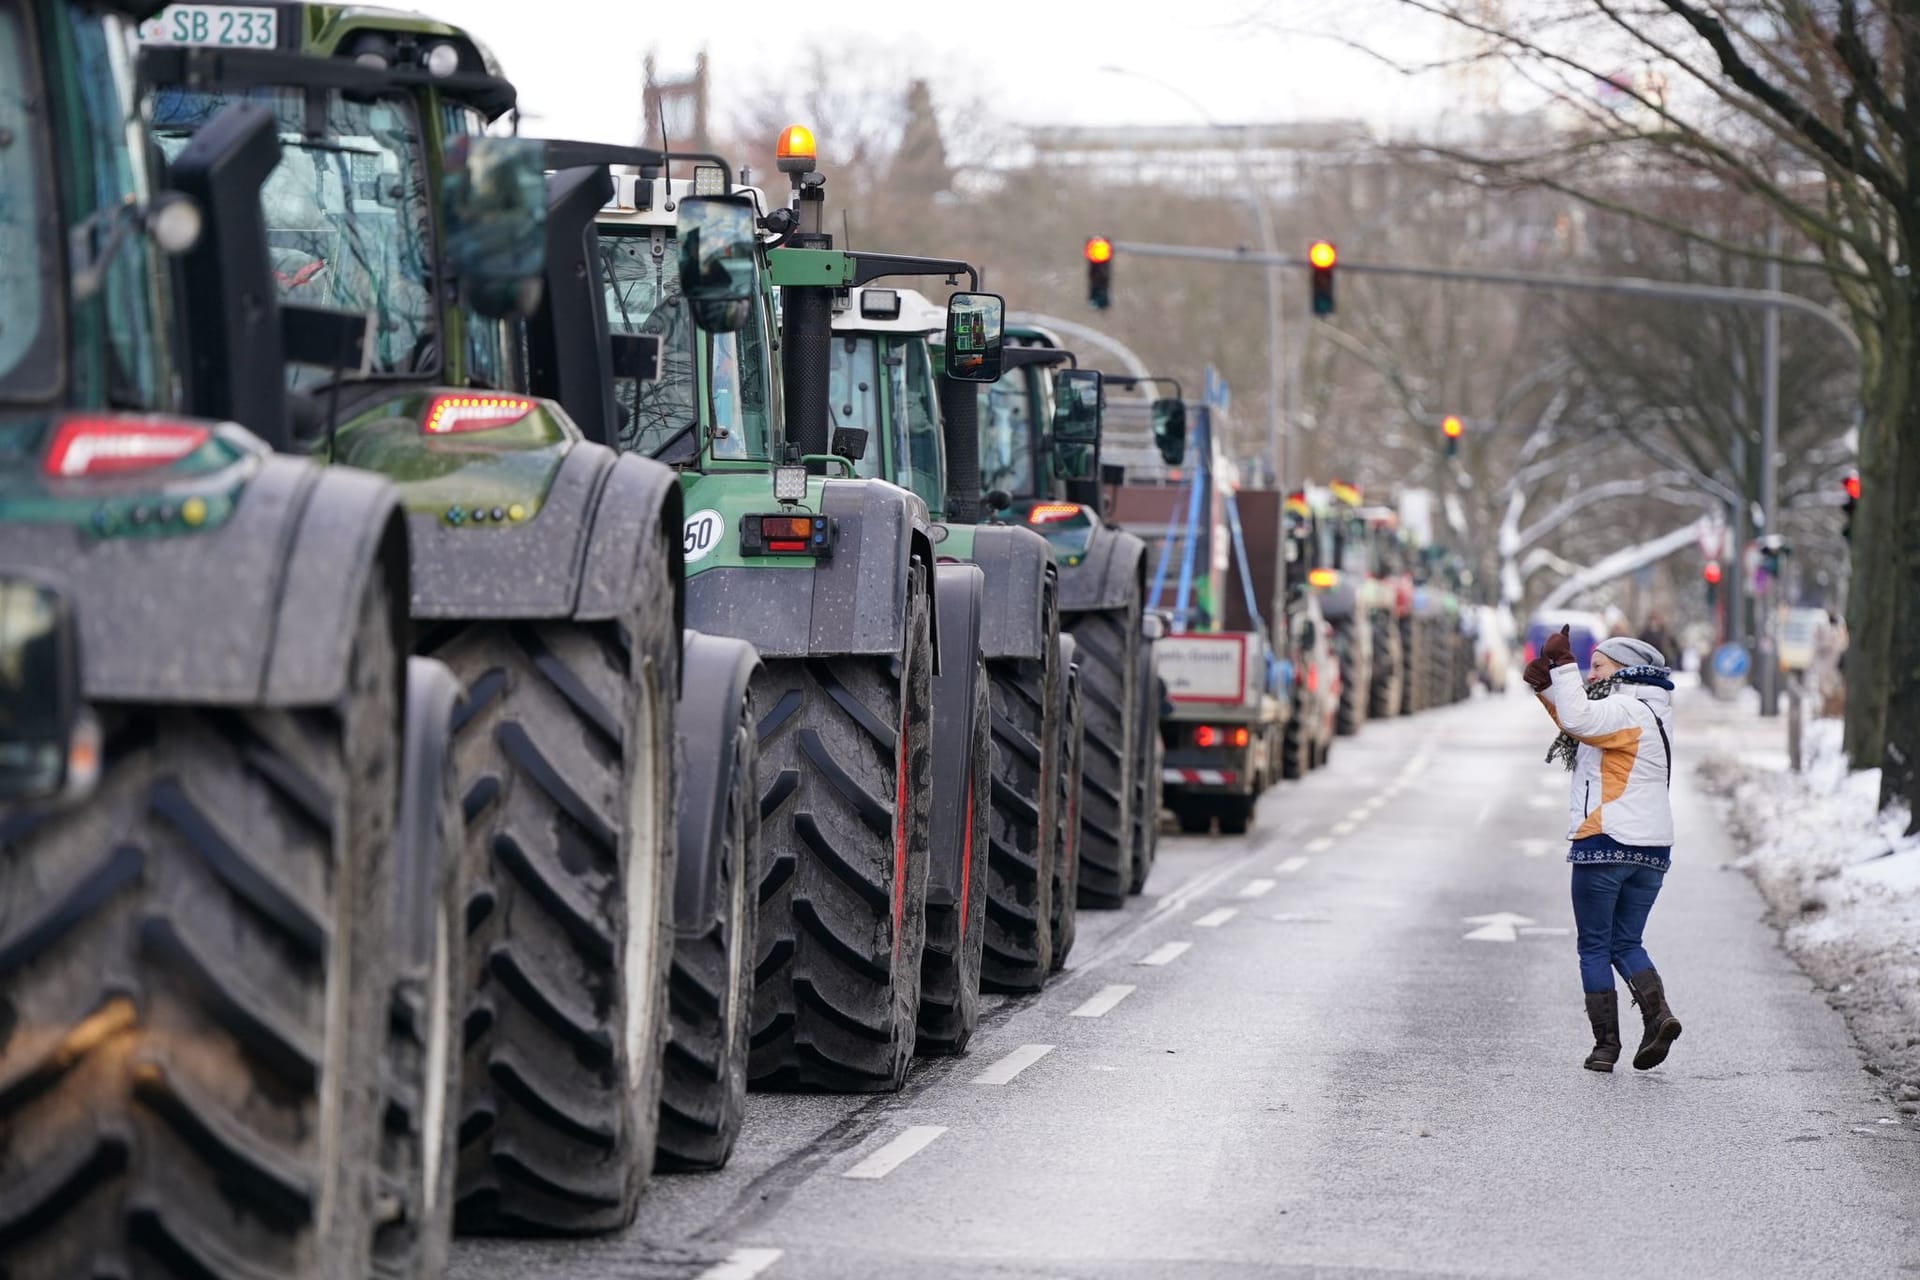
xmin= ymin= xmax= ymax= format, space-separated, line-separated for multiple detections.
xmin=1686 ymin=677 xmax=1920 ymax=1110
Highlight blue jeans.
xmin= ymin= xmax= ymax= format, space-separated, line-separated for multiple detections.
xmin=1571 ymin=863 xmax=1664 ymax=993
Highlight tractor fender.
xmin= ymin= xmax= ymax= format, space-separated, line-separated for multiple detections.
xmin=406 ymin=438 xmax=616 ymax=621
xmin=962 ymin=524 xmax=1056 ymax=662
xmin=671 ymin=629 xmax=761 ymax=933
xmin=1058 ymin=521 xmax=1147 ymax=615
xmin=683 ymin=478 xmax=941 ymax=672
xmin=4 ymin=455 xmax=406 ymax=710
xmin=575 ymin=451 xmax=686 ymax=691
xmin=927 ymin=563 xmax=986 ymax=914
xmin=391 ymin=656 xmax=463 ymax=972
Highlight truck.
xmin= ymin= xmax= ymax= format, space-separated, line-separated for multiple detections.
xmin=1288 ymin=483 xmax=1375 ymax=737
xmin=593 ymin=127 xmax=1005 ymax=1089
xmin=133 ymin=11 xmax=732 ymax=1232
xmin=828 ymin=286 xmax=1081 ymax=999
xmin=3 ymin=4 xmax=464 ymax=1276
xmin=1156 ymin=633 xmax=1288 ymax=834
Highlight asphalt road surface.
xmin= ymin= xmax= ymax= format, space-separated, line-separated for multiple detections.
xmin=451 ymin=685 xmax=1919 ymax=1279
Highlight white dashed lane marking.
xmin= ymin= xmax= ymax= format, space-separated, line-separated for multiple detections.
xmin=973 ymin=1043 xmax=1055 ymax=1085
xmin=1331 ymin=820 xmax=1357 ymax=837
xmin=1071 ymin=984 xmax=1136 ymax=1017
xmin=844 ymin=1126 xmax=948 ymax=1179
xmin=1195 ymin=907 xmax=1239 ymax=928
xmin=1139 ymin=941 xmax=1193 ymax=966
xmin=1238 ymin=879 xmax=1277 ymax=899
xmin=1305 ymin=836 xmax=1334 ymax=854
xmin=1276 ymin=856 xmax=1309 ymax=874
xmin=1345 ymin=806 xmax=1370 ymax=823
xmin=697 ymin=1249 xmax=784 ymax=1280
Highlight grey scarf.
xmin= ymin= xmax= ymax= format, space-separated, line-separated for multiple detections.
xmin=1546 ymin=673 xmax=1621 ymax=771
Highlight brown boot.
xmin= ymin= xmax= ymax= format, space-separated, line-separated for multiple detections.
xmin=1627 ymin=967 xmax=1682 ymax=1070
xmin=1583 ymin=991 xmax=1621 ymax=1072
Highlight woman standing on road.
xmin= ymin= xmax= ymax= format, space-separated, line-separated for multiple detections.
xmin=1524 ymin=628 xmax=1684 ymax=1073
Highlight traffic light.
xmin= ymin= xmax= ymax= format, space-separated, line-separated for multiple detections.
xmin=1441 ymin=414 xmax=1464 ymax=458
xmin=1703 ymin=559 xmax=1721 ymax=606
xmin=1309 ymin=240 xmax=1336 ymax=316
xmin=1085 ymin=236 xmax=1113 ymax=310
xmin=1843 ymin=472 xmax=1859 ymax=540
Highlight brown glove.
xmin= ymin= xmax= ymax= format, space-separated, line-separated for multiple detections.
xmin=1542 ymin=623 xmax=1573 ymax=667
xmin=1523 ymin=655 xmax=1553 ymax=693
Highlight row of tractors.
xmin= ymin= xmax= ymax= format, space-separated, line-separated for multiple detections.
xmin=0 ymin=2 xmax=1179 ymax=1275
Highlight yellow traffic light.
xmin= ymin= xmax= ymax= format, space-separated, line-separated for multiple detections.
xmin=1308 ymin=240 xmax=1337 ymax=269
xmin=1442 ymin=415 xmax=1463 ymax=439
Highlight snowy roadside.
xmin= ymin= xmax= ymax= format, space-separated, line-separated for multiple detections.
xmin=1692 ymin=689 xmax=1920 ymax=1108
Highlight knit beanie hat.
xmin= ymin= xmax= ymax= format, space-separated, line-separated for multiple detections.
xmin=1596 ymin=636 xmax=1666 ymax=669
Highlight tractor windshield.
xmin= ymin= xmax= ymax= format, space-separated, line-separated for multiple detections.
xmin=0 ymin=0 xmax=58 ymax=403
xmin=978 ymin=366 xmax=1036 ymax=497
xmin=826 ymin=333 xmax=944 ymax=497
xmin=827 ymin=335 xmax=884 ymax=480
xmin=150 ymin=84 xmax=434 ymax=388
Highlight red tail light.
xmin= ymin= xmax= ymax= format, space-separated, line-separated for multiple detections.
xmin=1193 ymin=725 xmax=1219 ymax=748
xmin=1028 ymin=502 xmax=1085 ymax=525
xmin=43 ymin=417 xmax=210 ymax=478
xmin=423 ymin=394 xmax=536 ymax=435
xmin=1230 ymin=727 xmax=1250 ymax=748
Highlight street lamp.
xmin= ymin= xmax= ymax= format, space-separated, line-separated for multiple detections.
xmin=1098 ymin=64 xmax=1288 ymax=489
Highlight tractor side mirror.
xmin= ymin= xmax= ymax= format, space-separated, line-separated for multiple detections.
xmin=943 ymin=291 xmax=1005 ymax=382
xmin=675 ymin=195 xmax=758 ymax=332
xmin=442 ymin=135 xmax=547 ymax=319
xmin=1151 ymin=397 xmax=1187 ymax=466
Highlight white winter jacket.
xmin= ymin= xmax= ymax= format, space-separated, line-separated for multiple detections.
xmin=1540 ymin=663 xmax=1675 ymax=847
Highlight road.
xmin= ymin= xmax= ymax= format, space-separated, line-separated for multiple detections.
xmin=451 ymin=685 xmax=1919 ymax=1279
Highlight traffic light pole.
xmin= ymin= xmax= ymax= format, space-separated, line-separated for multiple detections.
xmin=1111 ymin=237 xmax=1859 ymax=717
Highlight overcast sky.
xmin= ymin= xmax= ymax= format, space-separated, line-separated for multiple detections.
xmin=449 ymin=0 xmax=1460 ymax=148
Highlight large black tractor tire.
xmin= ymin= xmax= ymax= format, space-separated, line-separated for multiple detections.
xmin=1217 ymin=796 xmax=1254 ymax=837
xmin=1282 ymin=699 xmax=1311 ymax=781
xmin=978 ymin=645 xmax=1058 ymax=994
xmin=435 ymin=603 xmax=678 ymax=1235
xmin=377 ymin=658 xmax=468 ymax=1280
xmin=749 ymin=576 xmax=933 ymax=1092
xmin=0 ymin=576 xmax=401 ymax=1280
xmin=1368 ymin=614 xmax=1403 ymax=721
xmin=1334 ymin=626 xmax=1366 ymax=737
xmin=1398 ymin=615 xmax=1421 ymax=716
xmin=918 ymin=658 xmax=991 ymax=1052
xmin=1049 ymin=638 xmax=1085 ymax=973
xmin=657 ymin=684 xmax=758 ymax=1170
xmin=1128 ymin=646 xmax=1163 ymax=896
xmin=1064 ymin=602 xmax=1140 ymax=909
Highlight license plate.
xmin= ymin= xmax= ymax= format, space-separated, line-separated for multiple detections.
xmin=138 ymin=5 xmax=279 ymax=48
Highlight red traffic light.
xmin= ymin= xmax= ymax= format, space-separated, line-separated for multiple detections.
xmin=1308 ymin=240 xmax=1337 ymax=269
xmin=1844 ymin=473 xmax=1861 ymax=501
xmin=1441 ymin=415 xmax=1464 ymax=439
xmin=1085 ymin=236 xmax=1114 ymax=264
xmin=1702 ymin=562 xmax=1722 ymax=585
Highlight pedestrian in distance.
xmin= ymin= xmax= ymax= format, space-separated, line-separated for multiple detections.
xmin=1523 ymin=626 xmax=1684 ymax=1073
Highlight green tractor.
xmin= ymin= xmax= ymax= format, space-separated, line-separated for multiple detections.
xmin=827 ymin=285 xmax=1083 ymax=989
xmin=594 ymin=130 xmax=1007 ymax=1087
xmin=977 ymin=327 xmax=1154 ymax=906
xmin=2 ymin=3 xmax=465 ymax=1277
xmin=134 ymin=9 xmax=715 ymax=1232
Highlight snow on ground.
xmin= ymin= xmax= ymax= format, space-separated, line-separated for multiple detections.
xmin=1695 ymin=701 xmax=1920 ymax=1110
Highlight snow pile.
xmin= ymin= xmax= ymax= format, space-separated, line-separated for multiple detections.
xmin=1698 ymin=717 xmax=1920 ymax=1107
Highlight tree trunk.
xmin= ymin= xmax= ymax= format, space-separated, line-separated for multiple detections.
xmin=1843 ymin=295 xmax=1909 ymax=780
xmin=1878 ymin=321 xmax=1920 ymax=830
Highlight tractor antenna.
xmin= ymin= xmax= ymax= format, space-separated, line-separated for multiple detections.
xmin=658 ymin=99 xmax=675 ymax=211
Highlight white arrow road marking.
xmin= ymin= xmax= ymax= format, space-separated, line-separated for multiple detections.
xmin=1195 ymin=907 xmax=1239 ymax=928
xmin=844 ymin=1126 xmax=947 ymax=1179
xmin=1305 ymin=836 xmax=1334 ymax=854
xmin=697 ymin=1249 xmax=784 ymax=1280
xmin=973 ymin=1043 xmax=1055 ymax=1085
xmin=1462 ymin=912 xmax=1537 ymax=942
xmin=1071 ymin=984 xmax=1136 ymax=1017
xmin=1238 ymin=878 xmax=1277 ymax=899
xmin=1139 ymin=941 xmax=1193 ymax=966
xmin=1515 ymin=838 xmax=1556 ymax=858
xmin=1276 ymin=856 xmax=1309 ymax=875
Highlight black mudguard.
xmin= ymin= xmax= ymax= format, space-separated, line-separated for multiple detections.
xmin=392 ymin=656 xmax=463 ymax=971
xmin=1058 ymin=521 xmax=1146 ymax=615
xmin=682 ymin=478 xmax=941 ymax=672
xmin=671 ymin=629 xmax=761 ymax=933
xmin=964 ymin=524 xmax=1056 ymax=662
xmin=0 ymin=455 xmax=406 ymax=708
xmin=408 ymin=443 xmax=685 ymax=652
xmin=927 ymin=563 xmax=986 ymax=918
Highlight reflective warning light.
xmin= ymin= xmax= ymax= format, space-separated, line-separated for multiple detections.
xmin=1084 ymin=236 xmax=1114 ymax=264
xmin=423 ymin=394 xmax=535 ymax=435
xmin=1028 ymin=502 xmax=1085 ymax=525
xmin=1442 ymin=415 xmax=1464 ymax=439
xmin=1844 ymin=473 xmax=1861 ymax=501
xmin=1703 ymin=562 xmax=1722 ymax=585
xmin=1308 ymin=240 xmax=1337 ymax=269
xmin=1193 ymin=725 xmax=1220 ymax=749
xmin=776 ymin=124 xmax=816 ymax=172
xmin=43 ymin=417 xmax=210 ymax=478
xmin=1308 ymin=568 xmax=1340 ymax=589
xmin=1231 ymin=727 xmax=1250 ymax=748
